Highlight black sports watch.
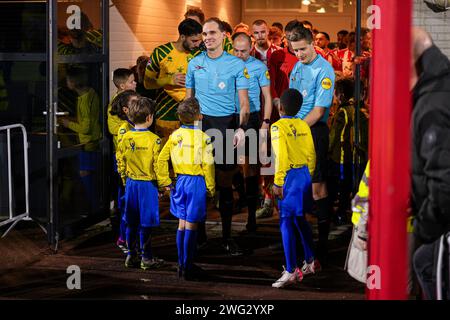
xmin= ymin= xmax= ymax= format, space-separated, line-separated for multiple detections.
xmin=263 ymin=119 xmax=271 ymax=124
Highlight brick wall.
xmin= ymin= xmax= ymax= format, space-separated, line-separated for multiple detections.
xmin=413 ymin=0 xmax=450 ymax=57
xmin=109 ymin=0 xmax=242 ymax=98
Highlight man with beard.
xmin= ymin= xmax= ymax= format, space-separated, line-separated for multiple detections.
xmin=315 ymin=32 xmax=342 ymax=72
xmin=144 ymin=19 xmax=203 ymax=145
xmin=250 ymin=20 xmax=281 ymax=66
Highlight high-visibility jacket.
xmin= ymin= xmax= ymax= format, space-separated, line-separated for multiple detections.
xmin=352 ymin=161 xmax=414 ymax=233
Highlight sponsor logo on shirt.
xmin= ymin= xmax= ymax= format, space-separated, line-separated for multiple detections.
xmin=243 ymin=68 xmax=250 ymax=79
xmin=265 ymin=70 xmax=270 ymax=80
xmin=321 ymin=78 xmax=332 ymax=90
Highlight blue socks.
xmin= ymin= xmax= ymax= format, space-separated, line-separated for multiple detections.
xmin=295 ymin=216 xmax=315 ymax=263
xmin=184 ymin=229 xmax=198 ymax=271
xmin=139 ymin=227 xmax=152 ymax=259
xmin=280 ymin=217 xmax=297 ymax=273
xmin=176 ymin=229 xmax=185 ymax=267
xmin=126 ymin=225 xmax=137 ymax=256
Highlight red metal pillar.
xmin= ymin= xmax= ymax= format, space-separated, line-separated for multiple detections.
xmin=368 ymin=0 xmax=411 ymax=300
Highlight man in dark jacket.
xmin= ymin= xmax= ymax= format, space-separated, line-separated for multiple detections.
xmin=411 ymin=28 xmax=450 ymax=300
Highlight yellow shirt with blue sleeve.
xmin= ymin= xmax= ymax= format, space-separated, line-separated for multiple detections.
xmin=116 ymin=128 xmax=161 ymax=184
xmin=157 ymin=125 xmax=215 ymax=197
xmin=271 ymin=116 xmax=316 ymax=187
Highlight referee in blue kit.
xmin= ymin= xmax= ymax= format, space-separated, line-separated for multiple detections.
xmin=186 ymin=17 xmax=250 ymax=255
xmin=286 ymin=24 xmax=335 ymax=268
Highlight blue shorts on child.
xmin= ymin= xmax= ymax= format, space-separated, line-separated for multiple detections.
xmin=170 ymin=175 xmax=206 ymax=223
xmin=124 ymin=178 xmax=160 ymax=227
xmin=278 ymin=166 xmax=313 ymax=218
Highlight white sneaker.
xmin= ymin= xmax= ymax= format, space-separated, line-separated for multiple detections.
xmin=272 ymin=267 xmax=303 ymax=288
xmin=301 ymin=259 xmax=322 ymax=276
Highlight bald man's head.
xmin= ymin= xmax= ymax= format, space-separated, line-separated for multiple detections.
xmin=232 ymin=32 xmax=252 ymax=61
xmin=412 ymin=27 xmax=433 ymax=62
xmin=411 ymin=27 xmax=434 ymax=89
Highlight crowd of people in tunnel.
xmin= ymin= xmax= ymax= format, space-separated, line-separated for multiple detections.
xmin=98 ymin=6 xmax=376 ymax=288
xmin=55 ymin=6 xmax=449 ymax=298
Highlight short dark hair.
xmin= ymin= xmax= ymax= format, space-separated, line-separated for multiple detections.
xmin=272 ymin=22 xmax=284 ymax=31
xmin=284 ymin=20 xmax=302 ymax=33
xmin=110 ymin=90 xmax=140 ymax=120
xmin=204 ymin=17 xmax=225 ymax=32
xmin=335 ymin=79 xmax=354 ymax=105
xmin=338 ymin=30 xmax=349 ymax=36
xmin=232 ymin=32 xmax=252 ymax=46
xmin=287 ymin=25 xmax=314 ymax=43
xmin=67 ymin=65 xmax=89 ymax=88
xmin=318 ymin=32 xmax=330 ymax=41
xmin=128 ymin=97 xmax=155 ymax=125
xmin=252 ymin=19 xmax=267 ymax=27
xmin=280 ymin=89 xmax=303 ymax=116
xmin=178 ymin=18 xmax=203 ymax=37
xmin=113 ymin=68 xmax=133 ymax=89
xmin=222 ymin=21 xmax=233 ymax=34
xmin=302 ymin=20 xmax=313 ymax=29
xmin=177 ymin=97 xmax=200 ymax=124
xmin=184 ymin=7 xmax=205 ymax=24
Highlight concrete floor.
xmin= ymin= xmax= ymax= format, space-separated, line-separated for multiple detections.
xmin=0 ymin=207 xmax=365 ymax=300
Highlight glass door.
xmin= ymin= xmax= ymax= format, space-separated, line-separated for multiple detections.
xmin=0 ymin=0 xmax=48 ymax=233
xmin=47 ymin=0 xmax=109 ymax=246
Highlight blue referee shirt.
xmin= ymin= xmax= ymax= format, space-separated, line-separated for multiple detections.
xmin=186 ymin=51 xmax=249 ymax=117
xmin=289 ymin=54 xmax=335 ymax=122
xmin=235 ymin=56 xmax=270 ymax=114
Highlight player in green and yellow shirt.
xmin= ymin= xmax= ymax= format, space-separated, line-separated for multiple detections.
xmin=144 ymin=19 xmax=203 ymax=145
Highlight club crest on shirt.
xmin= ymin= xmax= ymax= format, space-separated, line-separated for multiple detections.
xmin=289 ymin=124 xmax=297 ymax=139
xmin=218 ymin=82 xmax=226 ymax=90
xmin=302 ymin=90 xmax=308 ymax=97
xmin=129 ymin=138 xmax=136 ymax=152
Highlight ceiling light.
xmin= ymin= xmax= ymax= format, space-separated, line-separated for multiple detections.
xmin=317 ymin=7 xmax=326 ymax=13
xmin=302 ymin=0 xmax=311 ymax=5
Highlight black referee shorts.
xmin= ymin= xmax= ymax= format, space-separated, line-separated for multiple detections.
xmin=201 ymin=114 xmax=238 ymax=172
xmin=235 ymin=111 xmax=261 ymax=163
xmin=310 ymin=121 xmax=329 ymax=183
